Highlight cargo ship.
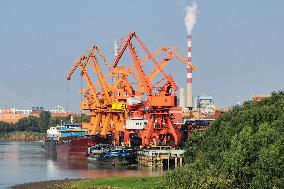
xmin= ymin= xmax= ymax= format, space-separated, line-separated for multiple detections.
xmin=44 ymin=124 xmax=108 ymax=159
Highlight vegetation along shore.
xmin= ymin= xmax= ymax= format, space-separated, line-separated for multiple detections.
xmin=0 ymin=111 xmax=88 ymax=141
xmin=0 ymin=131 xmax=45 ymax=141
xmin=13 ymin=177 xmax=165 ymax=189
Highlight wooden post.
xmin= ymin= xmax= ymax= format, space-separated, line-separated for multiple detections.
xmin=180 ymin=157 xmax=183 ymax=166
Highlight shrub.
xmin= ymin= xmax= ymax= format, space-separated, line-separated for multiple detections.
xmin=165 ymin=91 xmax=284 ymax=188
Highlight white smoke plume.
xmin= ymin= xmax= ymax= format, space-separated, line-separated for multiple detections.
xmin=184 ymin=2 xmax=198 ymax=34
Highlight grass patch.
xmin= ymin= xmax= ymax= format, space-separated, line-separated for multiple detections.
xmin=65 ymin=176 xmax=166 ymax=189
xmin=0 ymin=131 xmax=45 ymax=141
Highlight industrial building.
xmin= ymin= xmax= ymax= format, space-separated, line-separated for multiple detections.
xmin=0 ymin=105 xmax=75 ymax=123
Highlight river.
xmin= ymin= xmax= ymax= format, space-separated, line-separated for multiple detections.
xmin=0 ymin=141 xmax=165 ymax=188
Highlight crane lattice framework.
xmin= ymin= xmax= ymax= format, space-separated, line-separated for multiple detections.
xmin=67 ymin=32 xmax=197 ymax=146
xmin=112 ymin=32 xmax=197 ymax=145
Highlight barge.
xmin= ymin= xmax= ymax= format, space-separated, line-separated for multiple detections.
xmin=44 ymin=124 xmax=108 ymax=159
xmin=87 ymin=144 xmax=137 ymax=165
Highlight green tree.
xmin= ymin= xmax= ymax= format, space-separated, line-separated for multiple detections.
xmin=16 ymin=116 xmax=40 ymax=132
xmin=49 ymin=116 xmax=63 ymax=128
xmin=39 ymin=111 xmax=51 ymax=132
xmin=73 ymin=114 xmax=90 ymax=123
xmin=49 ymin=114 xmax=90 ymax=128
xmin=165 ymin=91 xmax=284 ymax=188
xmin=0 ymin=121 xmax=15 ymax=134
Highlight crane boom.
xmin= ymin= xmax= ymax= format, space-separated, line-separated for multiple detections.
xmin=67 ymin=55 xmax=85 ymax=80
xmin=90 ymin=55 xmax=112 ymax=104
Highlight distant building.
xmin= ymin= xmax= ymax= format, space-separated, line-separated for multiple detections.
xmin=31 ymin=106 xmax=44 ymax=115
xmin=0 ymin=113 xmax=30 ymax=123
xmin=48 ymin=105 xmax=76 ymax=117
xmin=252 ymin=95 xmax=269 ymax=102
xmin=195 ymin=95 xmax=215 ymax=115
xmin=0 ymin=107 xmax=31 ymax=123
xmin=0 ymin=105 xmax=77 ymax=123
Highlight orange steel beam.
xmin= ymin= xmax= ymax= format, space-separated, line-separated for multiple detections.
xmin=112 ymin=32 xmax=151 ymax=95
xmin=111 ymin=67 xmax=136 ymax=96
xmin=141 ymin=47 xmax=197 ymax=70
xmin=67 ymin=54 xmax=101 ymax=106
xmin=90 ymin=55 xmax=112 ymax=104
xmin=80 ymin=45 xmax=111 ymax=76
xmin=128 ymin=41 xmax=152 ymax=96
xmin=141 ymin=47 xmax=198 ymax=95
xmin=67 ymin=55 xmax=85 ymax=80
xmin=148 ymin=55 xmax=171 ymax=82
xmin=133 ymin=33 xmax=173 ymax=87
xmin=113 ymin=32 xmax=136 ymax=68
xmin=113 ymin=32 xmax=175 ymax=96
xmin=67 ymin=47 xmax=114 ymax=109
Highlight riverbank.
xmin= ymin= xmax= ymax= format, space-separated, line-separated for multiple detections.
xmin=0 ymin=131 xmax=45 ymax=141
xmin=12 ymin=176 xmax=165 ymax=189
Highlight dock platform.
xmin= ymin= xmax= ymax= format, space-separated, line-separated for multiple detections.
xmin=137 ymin=146 xmax=184 ymax=169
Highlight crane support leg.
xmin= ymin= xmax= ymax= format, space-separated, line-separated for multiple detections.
xmin=166 ymin=118 xmax=180 ymax=145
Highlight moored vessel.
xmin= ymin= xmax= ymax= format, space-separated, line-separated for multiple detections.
xmin=87 ymin=144 xmax=137 ymax=165
xmin=44 ymin=123 xmax=107 ymax=159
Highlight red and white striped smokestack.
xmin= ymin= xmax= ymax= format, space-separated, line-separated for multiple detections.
xmin=186 ymin=35 xmax=193 ymax=109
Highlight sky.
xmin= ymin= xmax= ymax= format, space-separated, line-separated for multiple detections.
xmin=0 ymin=0 xmax=283 ymax=112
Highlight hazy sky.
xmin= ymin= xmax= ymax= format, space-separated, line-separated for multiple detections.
xmin=0 ymin=0 xmax=283 ymax=112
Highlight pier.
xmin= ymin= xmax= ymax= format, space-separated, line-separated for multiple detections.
xmin=137 ymin=146 xmax=184 ymax=169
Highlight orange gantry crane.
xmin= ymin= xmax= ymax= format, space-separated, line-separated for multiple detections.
xmin=67 ymin=32 xmax=197 ymax=146
xmin=112 ymin=32 xmax=197 ymax=145
xmin=67 ymin=45 xmax=122 ymax=140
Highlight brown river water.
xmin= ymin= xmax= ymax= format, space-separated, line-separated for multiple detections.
xmin=0 ymin=141 xmax=165 ymax=188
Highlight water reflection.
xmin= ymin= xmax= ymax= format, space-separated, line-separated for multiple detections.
xmin=0 ymin=141 xmax=165 ymax=188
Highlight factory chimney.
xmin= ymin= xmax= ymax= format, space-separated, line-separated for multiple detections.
xmin=186 ymin=35 xmax=193 ymax=109
xmin=184 ymin=2 xmax=197 ymax=109
xmin=179 ymin=88 xmax=185 ymax=108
